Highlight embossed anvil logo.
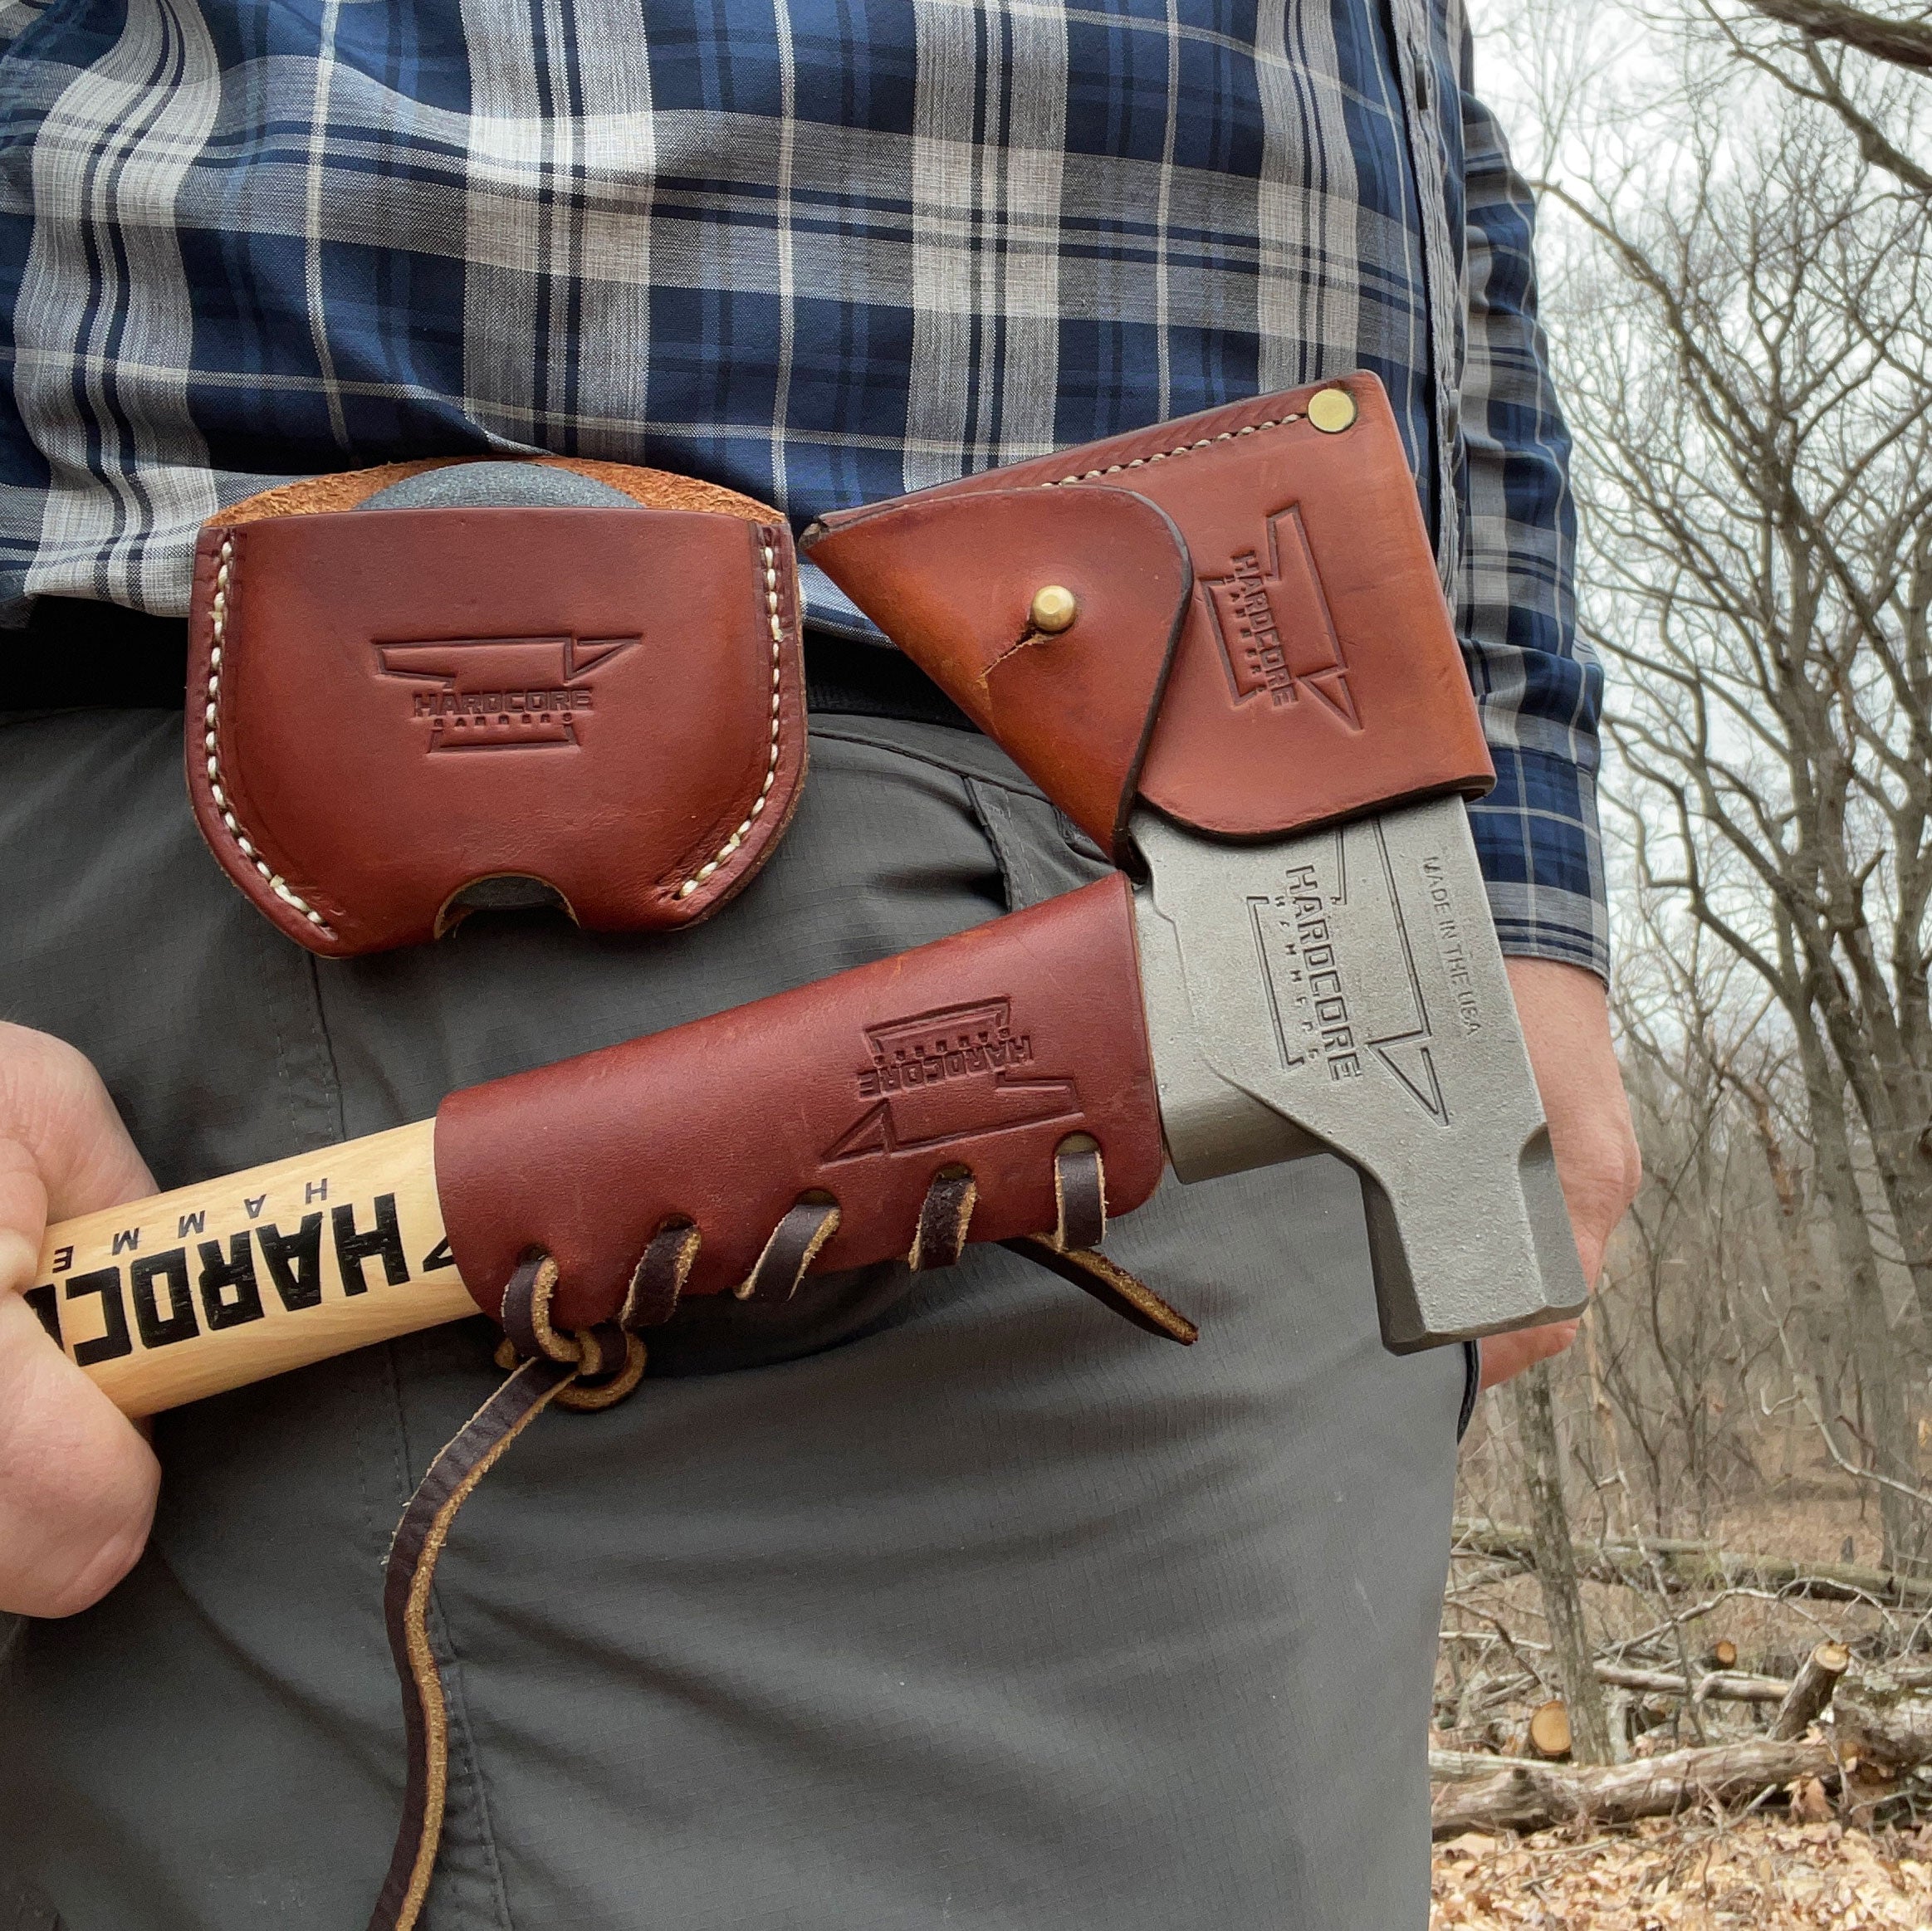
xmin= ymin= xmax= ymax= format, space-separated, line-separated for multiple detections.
xmin=1201 ymin=506 xmax=1360 ymax=728
xmin=824 ymin=999 xmax=1081 ymax=1160
xmin=376 ymin=633 xmax=637 ymax=750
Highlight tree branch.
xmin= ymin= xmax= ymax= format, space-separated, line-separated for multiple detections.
xmin=1742 ymin=0 xmax=1932 ymax=71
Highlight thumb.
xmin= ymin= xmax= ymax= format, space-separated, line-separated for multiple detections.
xmin=0 ymin=1025 xmax=154 ymax=1295
xmin=0 ymin=1025 xmax=161 ymax=1617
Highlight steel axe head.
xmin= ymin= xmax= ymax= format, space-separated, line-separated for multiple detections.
xmin=1131 ymin=797 xmax=1587 ymax=1350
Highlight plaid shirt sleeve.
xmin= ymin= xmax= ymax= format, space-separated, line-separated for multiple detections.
xmin=1451 ymin=55 xmax=1610 ymax=981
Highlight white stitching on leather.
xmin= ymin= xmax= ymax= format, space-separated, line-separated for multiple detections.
xmin=203 ymin=540 xmax=335 ymax=936
xmin=1041 ymin=413 xmax=1302 ymax=487
xmin=207 ymin=528 xmax=784 ymax=926
xmin=674 ymin=533 xmax=786 ymax=901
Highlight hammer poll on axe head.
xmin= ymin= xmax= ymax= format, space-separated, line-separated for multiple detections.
xmin=1130 ymin=801 xmax=1582 ymax=1350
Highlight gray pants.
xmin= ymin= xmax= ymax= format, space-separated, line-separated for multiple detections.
xmin=0 ymin=703 xmax=1465 ymax=1929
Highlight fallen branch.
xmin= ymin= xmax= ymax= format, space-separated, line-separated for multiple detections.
xmin=1431 ymin=1748 xmax=1528 ymax=1784
xmin=1594 ymin=1662 xmax=1791 ymax=1704
xmin=1451 ymin=1519 xmax=1932 ymax=1609
xmin=1429 ymin=1736 xmax=1838 ymax=1838
xmin=1440 ymin=1642 xmax=1787 ymax=1705
xmin=1837 ymin=1675 xmax=1932 ymax=1767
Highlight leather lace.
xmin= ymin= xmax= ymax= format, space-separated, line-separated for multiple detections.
xmin=367 ymin=1145 xmax=1192 ymax=1931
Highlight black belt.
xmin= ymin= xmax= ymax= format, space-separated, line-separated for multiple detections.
xmin=7 ymin=598 xmax=191 ymax=710
xmin=5 ymin=597 xmax=971 ymax=731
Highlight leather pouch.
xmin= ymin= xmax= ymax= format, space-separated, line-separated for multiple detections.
xmin=803 ymin=374 xmax=1494 ymax=855
xmin=187 ymin=457 xmax=808 ymax=956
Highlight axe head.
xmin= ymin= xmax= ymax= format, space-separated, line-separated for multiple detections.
xmin=1132 ymin=798 xmax=1587 ymax=1351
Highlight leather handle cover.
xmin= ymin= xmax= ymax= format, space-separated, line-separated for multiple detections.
xmin=805 ymin=374 xmax=1495 ymax=853
xmin=433 ymin=874 xmax=1166 ymax=1330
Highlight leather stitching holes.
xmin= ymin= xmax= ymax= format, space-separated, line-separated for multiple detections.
xmin=203 ymin=537 xmax=336 ymax=938
xmin=673 ymin=531 xmax=788 ymax=902
xmin=1042 ymin=412 xmax=1302 ymax=488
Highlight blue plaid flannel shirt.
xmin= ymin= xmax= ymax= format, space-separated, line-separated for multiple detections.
xmin=0 ymin=0 xmax=1607 ymax=975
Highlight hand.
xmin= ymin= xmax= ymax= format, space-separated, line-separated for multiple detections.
xmin=1476 ymin=960 xmax=1641 ymax=1392
xmin=0 ymin=1023 xmax=161 ymax=1616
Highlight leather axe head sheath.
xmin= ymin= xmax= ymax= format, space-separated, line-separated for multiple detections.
xmin=804 ymin=374 xmax=1495 ymax=858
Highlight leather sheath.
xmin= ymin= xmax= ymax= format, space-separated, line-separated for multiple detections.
xmin=433 ymin=873 xmax=1164 ymax=1329
xmin=186 ymin=457 xmax=808 ymax=956
xmin=803 ymin=374 xmax=1494 ymax=854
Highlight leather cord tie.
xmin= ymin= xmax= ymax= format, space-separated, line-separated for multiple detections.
xmin=736 ymin=1196 xmax=841 ymax=1302
xmin=907 ymin=1166 xmax=976 ymax=1271
xmin=369 ymin=1151 xmax=1188 ymax=1929
xmin=1006 ymin=1142 xmax=1197 ymax=1344
xmin=371 ymin=1243 xmax=679 ymax=1931
xmin=624 ymin=1218 xmax=702 ymax=1330
xmin=904 ymin=1142 xmax=1196 ymax=1344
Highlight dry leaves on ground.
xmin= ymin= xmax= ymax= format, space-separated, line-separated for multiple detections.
xmin=1431 ymin=1816 xmax=1932 ymax=1928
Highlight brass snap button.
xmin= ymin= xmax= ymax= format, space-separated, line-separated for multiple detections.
xmin=1308 ymin=387 xmax=1357 ymax=434
xmin=1029 ymin=584 xmax=1078 ymax=633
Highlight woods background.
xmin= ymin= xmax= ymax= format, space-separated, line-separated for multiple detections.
xmin=1432 ymin=0 xmax=1932 ymax=1874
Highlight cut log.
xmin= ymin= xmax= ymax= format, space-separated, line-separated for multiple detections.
xmin=1769 ymin=1641 xmax=1851 ymax=1740
xmin=1451 ymin=1519 xmax=1932 ymax=1609
xmin=1709 ymin=1640 xmax=1738 ymax=1669
xmin=1430 ymin=1736 xmax=1838 ymax=1838
xmin=1594 ymin=1662 xmax=1789 ymax=1703
xmin=1528 ymin=1699 xmax=1573 ymax=1759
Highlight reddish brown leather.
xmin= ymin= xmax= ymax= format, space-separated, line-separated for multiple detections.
xmin=186 ymin=467 xmax=805 ymax=956
xmin=433 ymin=874 xmax=1164 ymax=1329
xmin=805 ymin=373 xmax=1494 ymax=849
xmin=801 ymin=487 xmax=1192 ymax=850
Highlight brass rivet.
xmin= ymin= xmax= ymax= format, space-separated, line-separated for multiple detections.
xmin=1308 ymin=387 xmax=1357 ymax=434
xmin=1029 ymin=584 xmax=1078 ymax=633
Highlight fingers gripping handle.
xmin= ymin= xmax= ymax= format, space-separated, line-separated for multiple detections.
xmin=433 ymin=874 xmax=1168 ymax=1332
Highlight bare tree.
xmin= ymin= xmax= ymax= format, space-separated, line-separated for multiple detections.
xmin=1520 ymin=22 xmax=1932 ymax=1555
xmin=1739 ymin=0 xmax=1932 ymax=71
xmin=1514 ymin=1362 xmax=1617 ymax=1760
xmin=1435 ymin=0 xmax=1932 ymax=1832
xmin=1597 ymin=922 xmax=1787 ymax=1537
xmin=1719 ymin=0 xmax=1932 ymax=197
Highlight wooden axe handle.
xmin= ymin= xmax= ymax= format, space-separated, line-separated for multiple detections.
xmin=29 ymin=1121 xmax=475 ymax=1417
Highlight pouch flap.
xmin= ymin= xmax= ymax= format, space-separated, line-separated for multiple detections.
xmin=800 ymin=485 xmax=1191 ymax=850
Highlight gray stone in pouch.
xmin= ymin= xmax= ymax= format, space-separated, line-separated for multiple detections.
xmin=358 ymin=461 xmax=638 ymax=511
